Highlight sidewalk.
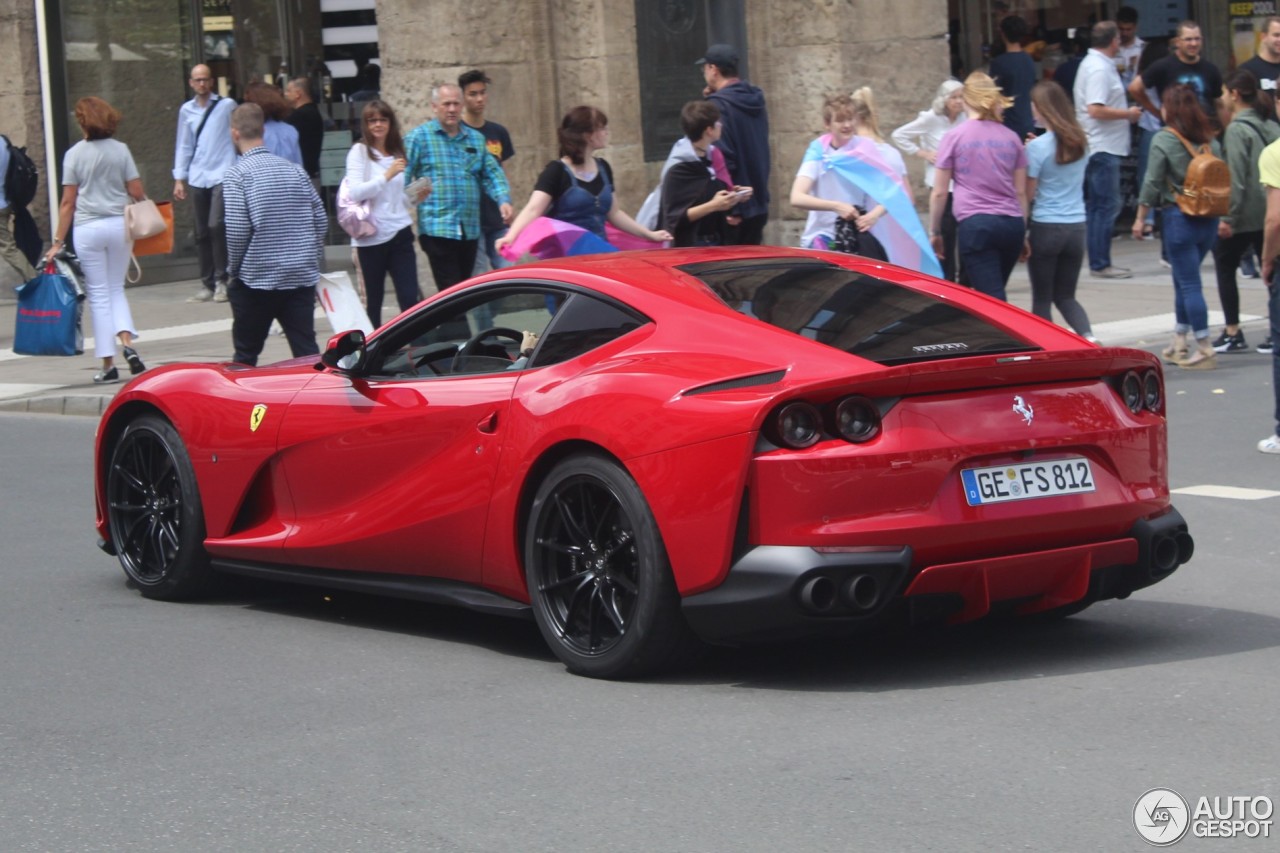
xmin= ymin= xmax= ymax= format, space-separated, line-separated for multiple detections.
xmin=0 ymin=238 xmax=1272 ymax=416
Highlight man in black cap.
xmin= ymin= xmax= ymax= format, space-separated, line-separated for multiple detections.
xmin=697 ymin=43 xmax=770 ymax=244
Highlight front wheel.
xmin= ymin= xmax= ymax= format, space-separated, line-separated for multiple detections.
xmin=106 ymin=414 xmax=213 ymax=600
xmin=525 ymin=454 xmax=698 ymax=679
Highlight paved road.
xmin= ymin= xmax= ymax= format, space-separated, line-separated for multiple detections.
xmin=1 ymin=345 xmax=1276 ymax=851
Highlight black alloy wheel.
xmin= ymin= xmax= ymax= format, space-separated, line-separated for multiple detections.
xmin=525 ymin=454 xmax=697 ymax=679
xmin=106 ymin=414 xmax=213 ymax=600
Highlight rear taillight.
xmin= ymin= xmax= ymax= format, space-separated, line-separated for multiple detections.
xmin=831 ymin=395 xmax=881 ymax=443
xmin=1112 ymin=368 xmax=1163 ymax=415
xmin=765 ymin=396 xmax=883 ymax=448
xmin=766 ymin=402 xmax=823 ymax=449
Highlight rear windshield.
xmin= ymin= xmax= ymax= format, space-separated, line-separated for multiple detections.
xmin=680 ymin=258 xmax=1038 ymax=366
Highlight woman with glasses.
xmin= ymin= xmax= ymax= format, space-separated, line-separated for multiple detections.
xmin=345 ymin=99 xmax=422 ymax=330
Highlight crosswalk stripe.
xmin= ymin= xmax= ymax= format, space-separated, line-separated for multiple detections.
xmin=1172 ymin=484 xmax=1280 ymax=501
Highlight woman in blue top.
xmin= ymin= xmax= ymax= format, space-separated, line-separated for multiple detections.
xmin=498 ymin=106 xmax=669 ymax=253
xmin=1024 ymin=81 xmax=1094 ymax=340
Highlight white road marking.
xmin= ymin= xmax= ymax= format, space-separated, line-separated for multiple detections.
xmin=1172 ymin=484 xmax=1280 ymax=501
xmin=1 ymin=309 xmax=328 ymax=363
xmin=1092 ymin=311 xmax=1262 ymax=346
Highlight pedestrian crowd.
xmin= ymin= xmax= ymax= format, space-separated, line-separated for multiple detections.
xmin=6 ymin=16 xmax=1280 ymax=453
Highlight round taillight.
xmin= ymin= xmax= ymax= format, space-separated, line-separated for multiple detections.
xmin=768 ymin=402 xmax=823 ymax=449
xmin=833 ymin=395 xmax=881 ymax=443
xmin=1142 ymin=370 xmax=1162 ymax=413
xmin=1121 ymin=371 xmax=1143 ymax=413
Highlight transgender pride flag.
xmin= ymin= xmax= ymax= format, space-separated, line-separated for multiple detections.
xmin=803 ymin=134 xmax=942 ymax=279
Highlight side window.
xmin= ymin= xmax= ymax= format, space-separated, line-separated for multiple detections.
xmin=534 ymin=294 xmax=649 ymax=366
xmin=370 ymin=289 xmax=561 ymax=378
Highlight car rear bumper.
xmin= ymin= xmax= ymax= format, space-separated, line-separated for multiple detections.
xmin=681 ymin=507 xmax=1192 ymax=644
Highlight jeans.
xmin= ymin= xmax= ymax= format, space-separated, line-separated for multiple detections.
xmin=1161 ymin=206 xmax=1217 ymax=338
xmin=227 ymin=280 xmax=319 ymax=366
xmin=76 ymin=216 xmax=136 ymax=359
xmin=471 ymin=226 xmax=511 ymax=275
xmin=1212 ymin=229 xmax=1262 ymax=328
xmin=418 ymin=234 xmax=478 ymax=291
xmin=1027 ymin=221 xmax=1092 ymax=335
xmin=356 ymin=226 xmax=420 ymax=329
xmin=956 ymin=214 xmax=1024 ymax=301
xmin=1084 ymin=152 xmax=1121 ymax=271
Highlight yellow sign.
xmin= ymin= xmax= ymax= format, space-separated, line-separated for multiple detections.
xmin=250 ymin=404 xmax=267 ymax=432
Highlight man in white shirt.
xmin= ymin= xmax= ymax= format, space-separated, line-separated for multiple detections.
xmin=172 ymin=64 xmax=237 ymax=303
xmin=1075 ymin=21 xmax=1142 ymax=279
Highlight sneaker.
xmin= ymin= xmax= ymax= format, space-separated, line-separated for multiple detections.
xmin=1259 ymin=435 xmax=1280 ymax=454
xmin=1091 ymin=266 xmax=1132 ymax=279
xmin=122 ymin=345 xmax=146 ymax=375
xmin=1084 ymin=334 xmax=1102 ymax=345
xmin=213 ymin=281 xmax=229 ymax=303
xmin=187 ymin=287 xmax=214 ymax=303
xmin=1258 ymin=336 xmax=1275 ymax=355
xmin=1159 ymin=258 xmax=1172 ymax=269
xmin=1240 ymin=260 xmax=1260 ymax=279
xmin=1211 ymin=330 xmax=1248 ymax=353
xmin=93 ymin=367 xmax=120 ymax=384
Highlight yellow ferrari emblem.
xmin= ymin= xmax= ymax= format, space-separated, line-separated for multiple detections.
xmin=250 ymin=404 xmax=268 ymax=432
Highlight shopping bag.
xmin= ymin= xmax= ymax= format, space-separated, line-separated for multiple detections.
xmin=317 ymin=271 xmax=373 ymax=335
xmin=13 ymin=264 xmax=84 ymax=356
xmin=131 ymin=201 xmax=175 ymax=257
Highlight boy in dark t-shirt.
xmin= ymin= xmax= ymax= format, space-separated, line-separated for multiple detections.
xmin=460 ymin=69 xmax=516 ymax=273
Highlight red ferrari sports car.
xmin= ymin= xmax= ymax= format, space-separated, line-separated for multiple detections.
xmin=94 ymin=247 xmax=1193 ymax=678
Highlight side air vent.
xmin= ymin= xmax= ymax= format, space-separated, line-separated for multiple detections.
xmin=684 ymin=370 xmax=788 ymax=396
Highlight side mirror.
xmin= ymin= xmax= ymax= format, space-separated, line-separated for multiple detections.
xmin=318 ymin=329 xmax=367 ymax=371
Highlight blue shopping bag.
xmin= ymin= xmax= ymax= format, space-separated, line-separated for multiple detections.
xmin=13 ymin=263 xmax=84 ymax=356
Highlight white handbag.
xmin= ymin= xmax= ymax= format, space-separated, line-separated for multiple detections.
xmin=124 ymin=198 xmax=167 ymax=241
xmin=317 ymin=271 xmax=374 ymax=335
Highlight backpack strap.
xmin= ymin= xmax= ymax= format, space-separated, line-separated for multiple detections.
xmin=1162 ymin=126 xmax=1210 ymax=198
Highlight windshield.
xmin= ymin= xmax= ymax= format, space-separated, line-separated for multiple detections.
xmin=680 ymin=258 xmax=1038 ymax=366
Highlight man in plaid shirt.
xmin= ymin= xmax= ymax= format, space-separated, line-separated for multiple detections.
xmin=405 ymin=83 xmax=513 ymax=290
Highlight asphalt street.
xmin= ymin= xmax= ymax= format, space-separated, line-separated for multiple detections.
xmin=0 ymin=245 xmax=1277 ymax=850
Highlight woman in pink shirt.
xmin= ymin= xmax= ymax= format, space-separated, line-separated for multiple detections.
xmin=928 ymin=72 xmax=1028 ymax=301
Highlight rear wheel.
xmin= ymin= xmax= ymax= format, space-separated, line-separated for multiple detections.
xmin=525 ymin=454 xmax=697 ymax=679
xmin=106 ymin=414 xmax=213 ymax=600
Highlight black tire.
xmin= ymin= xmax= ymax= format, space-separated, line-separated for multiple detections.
xmin=106 ymin=414 xmax=214 ymax=600
xmin=525 ymin=454 xmax=698 ymax=679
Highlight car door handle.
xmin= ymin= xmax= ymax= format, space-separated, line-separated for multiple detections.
xmin=476 ymin=412 xmax=499 ymax=434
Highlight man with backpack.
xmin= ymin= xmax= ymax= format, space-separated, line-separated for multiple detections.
xmin=1 ymin=133 xmax=39 ymax=284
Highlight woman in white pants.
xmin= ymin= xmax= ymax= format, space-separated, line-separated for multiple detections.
xmin=43 ymin=96 xmax=149 ymax=383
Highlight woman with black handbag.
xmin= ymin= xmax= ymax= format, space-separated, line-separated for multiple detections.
xmin=42 ymin=97 xmax=148 ymax=383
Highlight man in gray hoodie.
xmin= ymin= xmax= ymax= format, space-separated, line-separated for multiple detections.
xmin=698 ymin=44 xmax=770 ymax=244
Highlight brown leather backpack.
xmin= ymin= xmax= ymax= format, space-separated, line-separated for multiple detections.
xmin=1164 ymin=127 xmax=1231 ymax=218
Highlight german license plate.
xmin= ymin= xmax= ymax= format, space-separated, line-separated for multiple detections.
xmin=961 ymin=458 xmax=1096 ymax=506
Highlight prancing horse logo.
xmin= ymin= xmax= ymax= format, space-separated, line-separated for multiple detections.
xmin=250 ymin=404 xmax=268 ymax=432
xmin=1012 ymin=395 xmax=1034 ymax=425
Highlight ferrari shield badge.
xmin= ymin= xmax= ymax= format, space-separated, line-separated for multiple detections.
xmin=250 ymin=404 xmax=268 ymax=432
